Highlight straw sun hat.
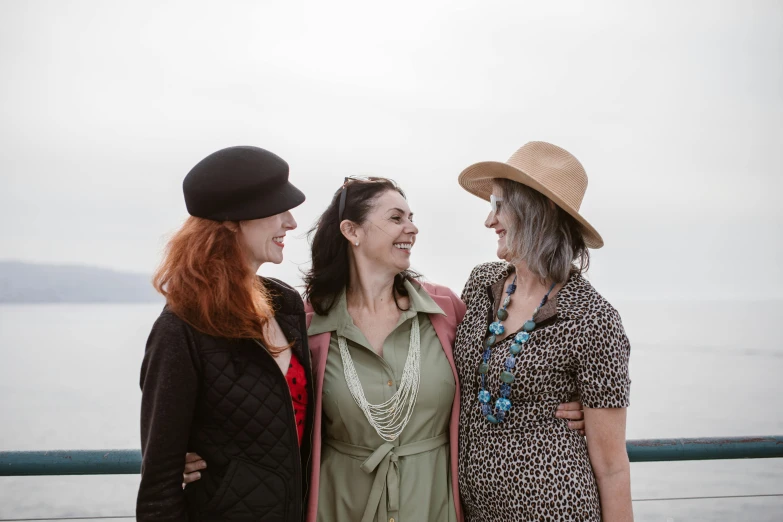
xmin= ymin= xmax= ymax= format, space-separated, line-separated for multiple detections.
xmin=458 ymin=141 xmax=603 ymax=249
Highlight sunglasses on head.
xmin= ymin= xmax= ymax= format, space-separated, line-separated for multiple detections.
xmin=336 ymin=176 xmax=386 ymax=221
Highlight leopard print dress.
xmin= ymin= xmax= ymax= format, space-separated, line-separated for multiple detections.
xmin=455 ymin=262 xmax=631 ymax=521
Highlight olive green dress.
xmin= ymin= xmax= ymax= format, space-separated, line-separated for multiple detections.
xmin=308 ymin=280 xmax=457 ymax=522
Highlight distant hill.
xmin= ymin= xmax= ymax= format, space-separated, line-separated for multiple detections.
xmin=0 ymin=261 xmax=162 ymax=303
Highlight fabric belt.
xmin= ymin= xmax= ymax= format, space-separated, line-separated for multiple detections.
xmin=324 ymin=432 xmax=448 ymax=522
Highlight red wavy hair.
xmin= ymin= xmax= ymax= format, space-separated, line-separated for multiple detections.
xmin=153 ymin=216 xmax=284 ymax=353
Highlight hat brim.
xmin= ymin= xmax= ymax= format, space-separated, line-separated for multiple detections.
xmin=458 ymin=161 xmax=604 ymax=249
xmin=205 ymin=180 xmax=306 ymax=221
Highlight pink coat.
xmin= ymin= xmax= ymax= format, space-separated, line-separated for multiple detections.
xmin=304 ymin=281 xmax=466 ymax=522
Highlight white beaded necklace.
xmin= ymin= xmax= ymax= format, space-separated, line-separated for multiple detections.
xmin=337 ymin=315 xmax=421 ymax=442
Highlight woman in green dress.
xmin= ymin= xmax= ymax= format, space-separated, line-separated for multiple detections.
xmin=303 ymin=177 xmax=464 ymax=522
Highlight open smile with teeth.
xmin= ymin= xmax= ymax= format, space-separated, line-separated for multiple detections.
xmin=497 ymin=231 xmax=506 ymax=239
xmin=394 ymin=243 xmax=413 ymax=251
xmin=273 ymin=236 xmax=285 ymax=246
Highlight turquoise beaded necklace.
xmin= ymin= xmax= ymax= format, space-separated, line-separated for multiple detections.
xmin=477 ymin=275 xmax=556 ymax=424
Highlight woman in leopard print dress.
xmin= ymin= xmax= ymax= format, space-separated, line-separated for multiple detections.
xmin=455 ymin=142 xmax=633 ymax=521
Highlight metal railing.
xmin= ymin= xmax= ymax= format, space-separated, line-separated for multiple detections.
xmin=1 ymin=436 xmax=782 ymax=520
xmin=3 ymin=435 xmax=782 ymax=476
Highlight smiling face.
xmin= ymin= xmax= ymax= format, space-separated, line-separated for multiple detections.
xmin=239 ymin=210 xmax=298 ymax=268
xmin=485 ymin=183 xmax=512 ymax=261
xmin=349 ymin=189 xmax=418 ymax=275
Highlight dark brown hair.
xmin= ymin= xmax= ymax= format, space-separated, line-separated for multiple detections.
xmin=303 ymin=177 xmax=418 ymax=315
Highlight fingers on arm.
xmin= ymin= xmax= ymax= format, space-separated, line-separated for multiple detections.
xmin=185 ymin=452 xmax=203 ymax=463
xmin=555 ymin=401 xmax=585 ymax=431
xmin=183 ymin=471 xmax=202 ymax=484
xmin=184 ymin=458 xmax=206 ymax=474
xmin=555 ymin=408 xmax=584 ymax=420
xmin=182 ymin=454 xmax=206 ymax=485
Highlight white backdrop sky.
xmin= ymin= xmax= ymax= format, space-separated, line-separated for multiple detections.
xmin=1 ymin=0 xmax=781 ymax=301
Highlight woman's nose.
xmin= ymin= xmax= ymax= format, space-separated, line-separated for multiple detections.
xmin=285 ymin=211 xmax=298 ymax=230
xmin=484 ymin=210 xmax=496 ymax=228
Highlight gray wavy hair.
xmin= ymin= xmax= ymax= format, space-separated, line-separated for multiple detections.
xmin=496 ymin=178 xmax=590 ymax=284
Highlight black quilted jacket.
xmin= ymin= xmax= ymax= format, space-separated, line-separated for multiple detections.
xmin=137 ymin=277 xmax=314 ymax=522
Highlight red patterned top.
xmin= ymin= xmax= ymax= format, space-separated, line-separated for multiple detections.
xmin=286 ymin=352 xmax=308 ymax=446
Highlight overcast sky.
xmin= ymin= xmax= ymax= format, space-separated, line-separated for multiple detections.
xmin=1 ymin=0 xmax=781 ymax=301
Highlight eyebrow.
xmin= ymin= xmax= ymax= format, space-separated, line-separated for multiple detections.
xmin=388 ymin=207 xmax=414 ymax=218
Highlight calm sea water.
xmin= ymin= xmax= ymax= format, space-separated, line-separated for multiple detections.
xmin=1 ymin=301 xmax=781 ymax=521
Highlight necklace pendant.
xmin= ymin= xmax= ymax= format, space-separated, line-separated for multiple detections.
xmin=495 ymin=397 xmax=512 ymax=411
xmin=489 ymin=321 xmax=505 ymax=335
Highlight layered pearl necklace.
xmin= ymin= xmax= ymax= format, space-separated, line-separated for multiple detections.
xmin=338 ymin=315 xmax=421 ymax=441
xmin=477 ymin=276 xmax=555 ymax=424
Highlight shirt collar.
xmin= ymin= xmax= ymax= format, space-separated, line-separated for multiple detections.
xmin=484 ymin=261 xmax=583 ymax=322
xmin=307 ymin=278 xmax=444 ymax=337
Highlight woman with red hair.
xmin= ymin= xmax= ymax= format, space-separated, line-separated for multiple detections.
xmin=136 ymin=146 xmax=313 ymax=522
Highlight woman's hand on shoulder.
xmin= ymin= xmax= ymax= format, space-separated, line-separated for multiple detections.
xmin=182 ymin=452 xmax=206 ymax=486
xmin=556 ymin=400 xmax=586 ymax=435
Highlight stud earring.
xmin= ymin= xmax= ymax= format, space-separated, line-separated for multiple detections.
xmin=355 ymin=241 xmax=359 ymax=246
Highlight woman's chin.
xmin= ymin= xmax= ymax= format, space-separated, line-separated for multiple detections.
xmin=388 ymin=257 xmax=411 ymax=273
xmin=258 ymin=254 xmax=284 ymax=266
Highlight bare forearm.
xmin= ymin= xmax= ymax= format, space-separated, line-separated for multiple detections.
xmin=583 ymin=407 xmax=632 ymax=521
xmin=595 ymin=466 xmax=633 ymax=522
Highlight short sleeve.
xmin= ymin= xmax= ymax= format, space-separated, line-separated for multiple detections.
xmin=574 ymin=309 xmax=631 ymax=409
xmin=460 ymin=265 xmax=482 ymax=309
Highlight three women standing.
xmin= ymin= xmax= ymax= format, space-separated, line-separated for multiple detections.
xmin=152 ymin=140 xmax=628 ymax=521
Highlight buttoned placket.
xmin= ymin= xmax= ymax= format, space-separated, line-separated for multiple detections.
xmin=335 ymin=308 xmax=420 ymax=522
xmin=308 ymin=280 xmax=449 ymax=522
xmin=337 ymin=307 xmax=420 ymax=422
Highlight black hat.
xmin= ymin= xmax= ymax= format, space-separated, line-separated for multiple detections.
xmin=183 ymin=146 xmax=306 ymax=221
